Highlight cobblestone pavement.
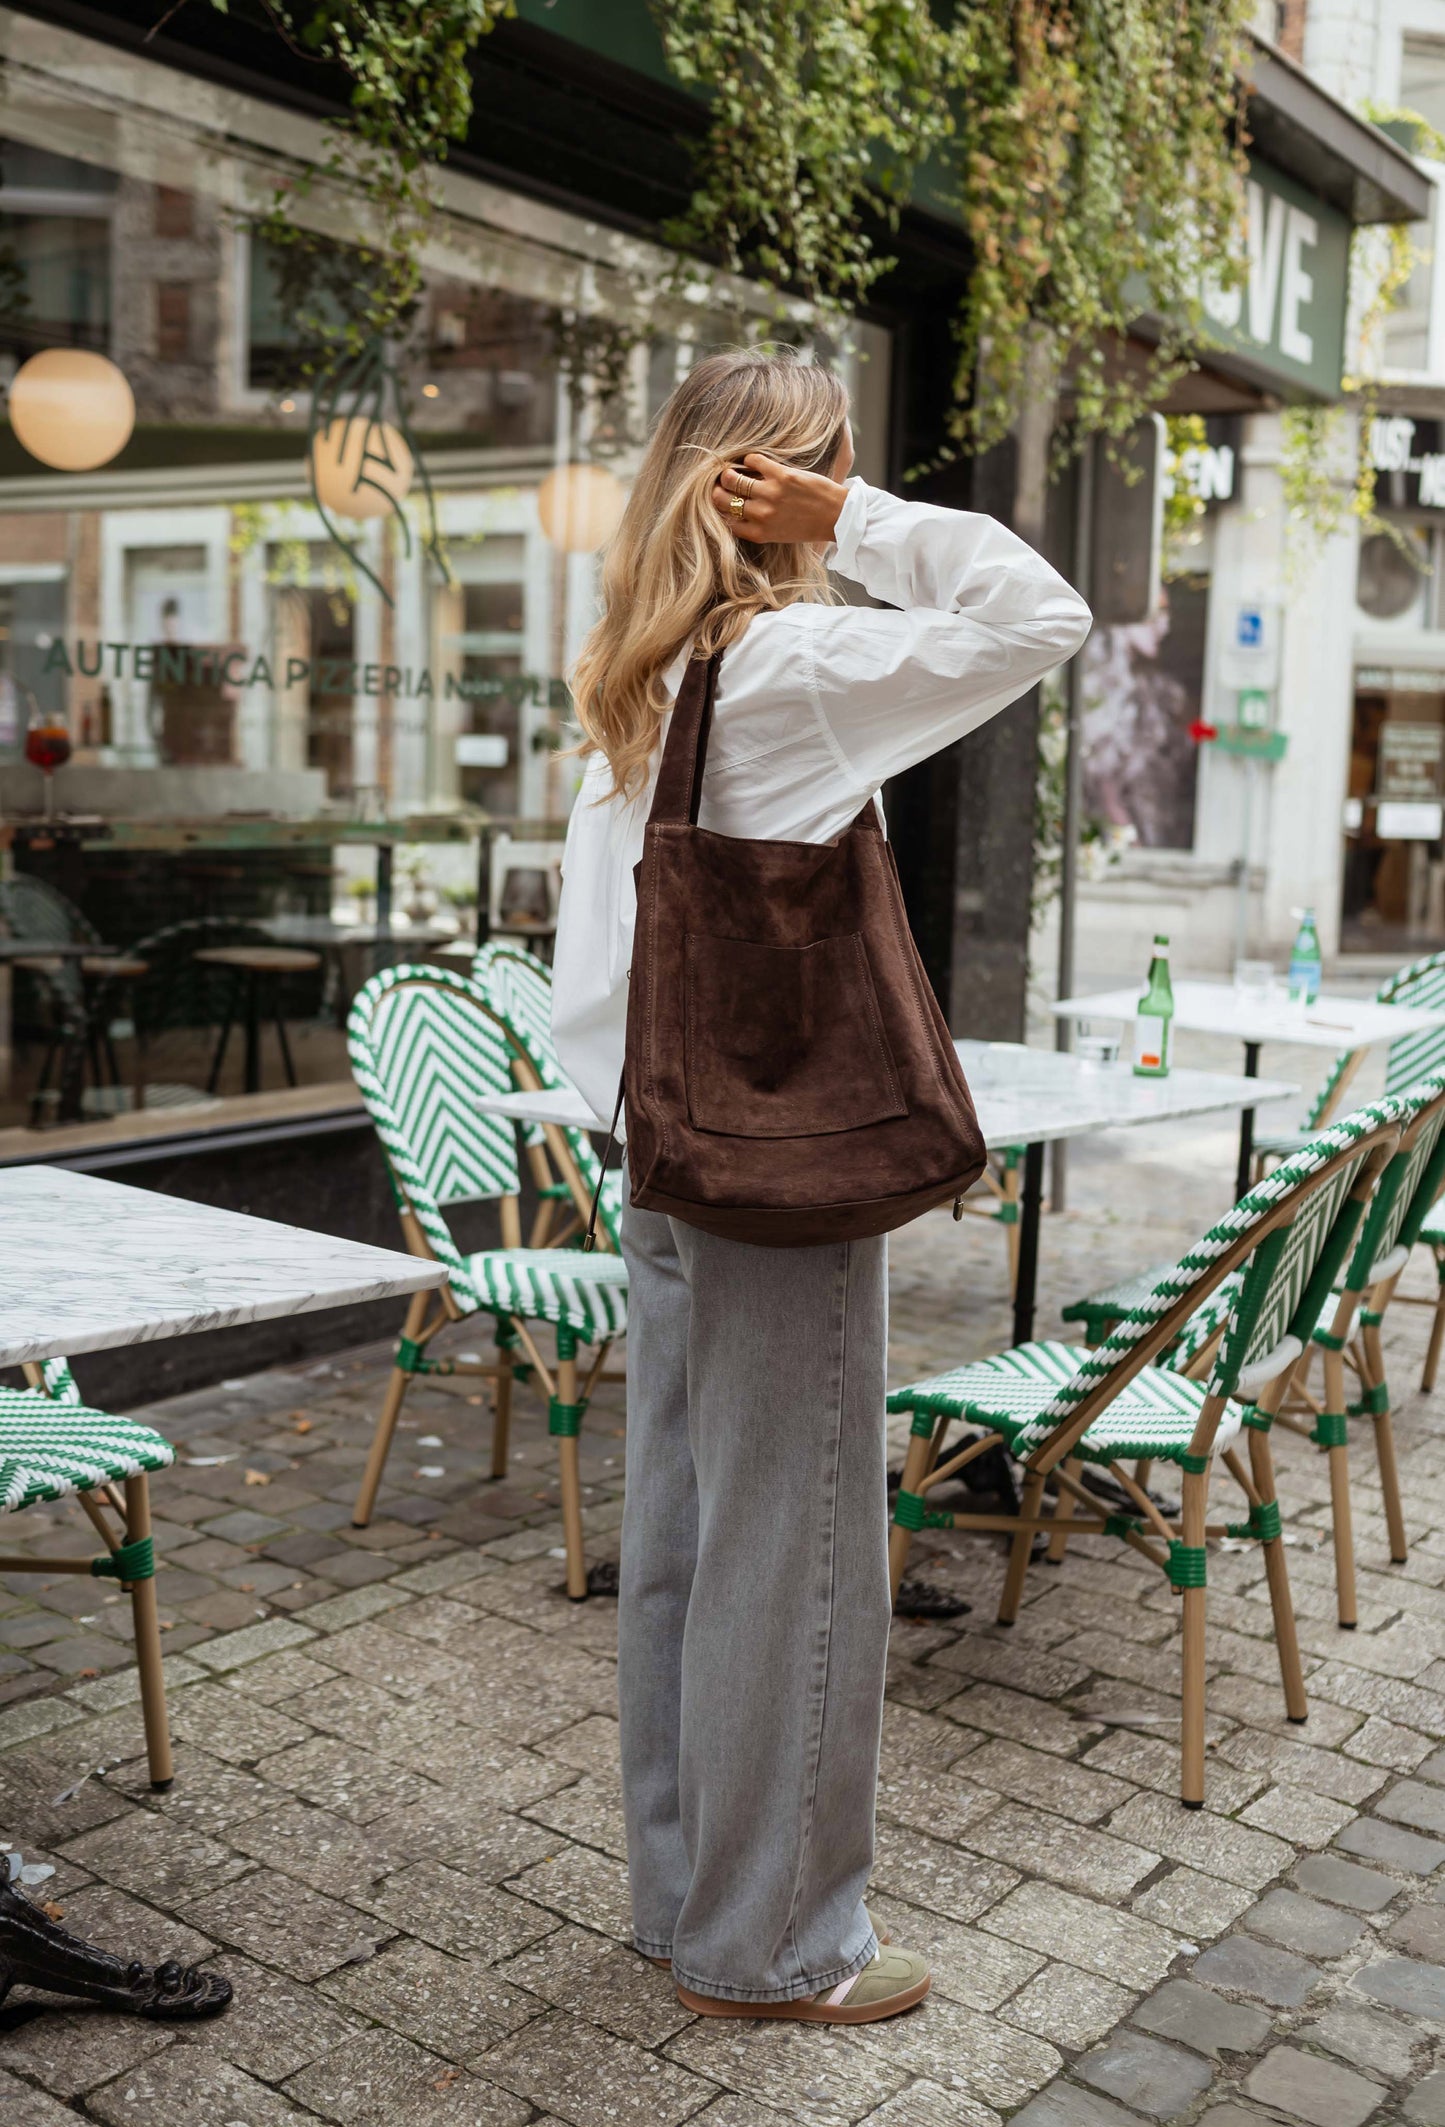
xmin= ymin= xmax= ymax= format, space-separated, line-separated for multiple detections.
xmin=4 ymin=1028 xmax=1445 ymax=2123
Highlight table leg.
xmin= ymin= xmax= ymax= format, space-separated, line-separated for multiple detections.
xmin=1235 ymin=1040 xmax=1261 ymax=1204
xmin=1012 ymin=1140 xmax=1045 ymax=1348
xmin=374 ymin=845 xmax=394 ymax=974
xmin=243 ymin=969 xmax=261 ymax=1096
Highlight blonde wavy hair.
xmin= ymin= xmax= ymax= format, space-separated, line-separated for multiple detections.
xmin=571 ymin=347 xmax=849 ymax=800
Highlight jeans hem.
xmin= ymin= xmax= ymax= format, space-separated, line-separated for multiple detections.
xmin=634 ymin=1936 xmax=673 ymax=1958
xmin=671 ymin=1928 xmax=877 ymax=2004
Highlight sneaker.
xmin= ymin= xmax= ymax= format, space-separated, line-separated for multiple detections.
xmin=677 ymin=1945 xmax=929 ymax=2024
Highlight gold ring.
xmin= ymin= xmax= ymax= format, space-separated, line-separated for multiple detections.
xmin=729 ymin=493 xmax=746 ymax=517
xmin=738 ymin=474 xmax=757 ymax=498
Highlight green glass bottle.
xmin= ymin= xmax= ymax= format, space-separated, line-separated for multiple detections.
xmin=1132 ymin=934 xmax=1174 ymax=1078
xmin=1288 ymin=907 xmax=1322 ymax=1005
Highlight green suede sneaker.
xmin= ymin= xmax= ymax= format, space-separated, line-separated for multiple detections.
xmin=676 ymin=1945 xmax=930 ymax=2024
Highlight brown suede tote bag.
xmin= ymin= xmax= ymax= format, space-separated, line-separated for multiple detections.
xmin=617 ymin=648 xmax=986 ymax=1247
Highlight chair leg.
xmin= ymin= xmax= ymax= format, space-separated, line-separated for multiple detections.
xmin=1046 ymin=1460 xmax=1077 ymax=1564
xmin=1363 ymin=1319 xmax=1408 ymax=1565
xmin=273 ymin=1000 xmax=299 ymax=1088
xmin=1179 ymin=1465 xmax=1208 ymax=1808
xmin=998 ymin=1469 xmax=1044 ymax=1624
xmin=206 ymin=1006 xmax=234 ymax=1095
xmin=124 ymin=1475 xmax=173 ymax=1792
xmin=490 ymin=1320 xmax=515 ymax=1482
xmin=553 ymin=1328 xmax=587 ymax=1601
xmin=1250 ymin=1426 xmax=1308 ymax=1720
xmin=1001 ymin=1155 xmax=1021 ymax=1296
xmin=353 ymin=1289 xmax=429 ymax=1527
xmin=1423 ymin=1250 xmax=1445 ymax=1392
xmin=888 ymin=1416 xmax=938 ymax=1601
xmin=1320 ymin=1348 xmax=1357 ymax=1629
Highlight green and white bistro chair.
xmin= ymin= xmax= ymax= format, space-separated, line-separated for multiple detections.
xmin=1253 ymin=945 xmax=1445 ymax=1175
xmin=1279 ymin=1072 xmax=1445 ymax=1625
xmin=346 ymin=963 xmax=627 ymax=1598
xmin=1 ymin=1360 xmax=176 ymax=1788
xmin=887 ymin=1100 xmax=1404 ymax=1807
xmin=474 ymin=941 xmax=626 ymax=1254
xmin=1416 ymin=1200 xmax=1445 ymax=1393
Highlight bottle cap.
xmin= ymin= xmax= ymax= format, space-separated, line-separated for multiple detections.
xmin=1153 ymin=934 xmax=1169 ymax=947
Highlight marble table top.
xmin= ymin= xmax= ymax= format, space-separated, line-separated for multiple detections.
xmin=0 ymin=1166 xmax=445 ymax=1367
xmin=477 ymin=1041 xmax=1297 ymax=1153
xmin=1054 ymin=979 xmax=1445 ymax=1053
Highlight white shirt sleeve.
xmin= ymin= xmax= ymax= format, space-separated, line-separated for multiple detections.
xmin=807 ymin=478 xmax=1093 ymax=790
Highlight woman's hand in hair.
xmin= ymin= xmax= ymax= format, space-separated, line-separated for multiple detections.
xmin=712 ymin=454 xmax=849 ymax=548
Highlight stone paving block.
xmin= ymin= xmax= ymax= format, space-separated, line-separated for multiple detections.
xmin=1389 ymin=1900 xmax=1445 ymax=1963
xmin=230 ymin=1795 xmax=420 ymax=1902
xmin=665 ymin=2012 xmax=905 ymax=2120
xmin=1379 ymin=1778 xmax=1445 ymax=1839
xmin=855 ymin=2077 xmax=1001 ymax=2127
xmin=322 ymin=1937 xmax=542 ymax=2059
xmin=963 ymin=1800 xmax=1157 ymax=1901
xmin=868 ymin=1821 xmax=1019 ymax=1925
xmin=1191 ymin=1933 xmax=1321 ymax=2007
xmin=87 ymin=2050 xmax=315 ymax=2127
xmin=0 ymin=1695 xmax=82 ymax=1749
xmin=1343 ymin=1716 xmax=1435 ymax=1773
xmin=1131 ymin=1977 xmax=1273 ymax=2059
xmin=1304 ymin=2002 xmax=1423 ymax=2082
xmin=39 ymin=1878 xmax=216 ymax=1968
xmin=1352 ymin=1952 xmax=1445 ymax=2018
xmin=288 ymin=2027 xmax=532 ymax=2126
xmin=167 ymin=1680 xmax=312 ymax=1764
xmin=63 ymin=1654 xmax=207 ymax=1715
xmin=182 ymin=1869 xmax=388 ymax=1982
xmin=941 ymin=1682 xmax=1102 ymax=1756
xmin=929 ymin=1633 xmax=1092 ymax=1699
xmin=1242 ymin=2041 xmax=1385 ymax=2127
xmin=536 ymin=1713 xmax=623 ymax=1778
xmin=865 ymin=1891 xmax=1045 ymax=2012
xmin=523 ymin=1773 xmax=629 ymax=1861
xmin=1076 ymin=2029 xmax=1214 ymax=2118
xmin=225 ymin=1648 xmax=339 ymax=1704
xmin=0 ymin=2066 xmax=85 ymax=2126
xmin=254 ymin=1733 xmax=437 ymax=1822
xmin=198 ymin=1507 xmax=292 ymax=1545
xmin=874 ymin=1762 xmax=1000 ymax=1844
xmin=1009 ymin=2082 xmax=1151 ymax=2127
xmin=1239 ymin=1783 xmax=1358 ymax=1849
xmin=188 ymin=1615 xmax=317 ymax=1671
xmin=297 ymin=1583 xmax=411 ymax=1631
xmin=1308 ymin=1661 xmax=1445 ymax=1736
xmin=366 ymin=1861 xmax=559 ymax=1962
xmin=1131 ymin=1867 xmax=1255 ymax=1938
xmin=0 ymin=2005 xmax=175 ymax=2098
xmin=201 ymin=1952 xmax=366 ymax=2082
xmin=855 ymin=1989 xmax=1062 ymax=2110
xmin=510 ymin=1842 xmax=636 ymax=1939
xmin=1335 ymin=1814 xmax=1445 ymax=1875
xmin=1418 ymin=1748 xmax=1445 ymax=1785
xmin=306 ymin=1618 xmax=468 ymax=1699
xmin=1292 ymin=1851 xmax=1400 ymax=1912
xmin=497 ymin=1925 xmax=690 ymax=2048
xmin=1003 ymin=1960 xmax=1136 ymax=2049
xmin=1106 ymin=1791 xmax=1294 ymax=1889
xmin=1244 ymin=1886 xmax=1368 ymax=1958
xmin=1406 ymin=2066 xmax=1445 ymax=2123
xmin=479 ymin=2010 xmax=719 ymax=2127
xmin=0 ymin=1741 xmax=133 ymax=1845
xmin=390 ymin=1549 xmax=499 ymax=1595
xmin=961 ymin=1736 xmax=1133 ymax=1822
xmin=60 ymin=1806 xmax=249 ymax=1904
xmin=980 ymin=1881 xmax=1186 ymax=1989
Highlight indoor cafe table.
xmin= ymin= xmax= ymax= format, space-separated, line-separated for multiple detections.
xmin=1053 ymin=978 xmax=1445 ymax=1200
xmin=477 ymin=1041 xmax=1297 ymax=1349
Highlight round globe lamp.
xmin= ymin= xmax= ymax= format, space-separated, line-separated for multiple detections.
xmin=309 ymin=417 xmax=414 ymax=520
xmin=9 ymin=349 xmax=135 ymax=472
xmin=537 ymin=462 xmax=625 ymax=553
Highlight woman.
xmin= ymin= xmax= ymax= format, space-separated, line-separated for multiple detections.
xmin=553 ymin=348 xmax=1090 ymax=2023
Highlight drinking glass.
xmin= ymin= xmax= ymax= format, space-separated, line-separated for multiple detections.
xmin=24 ymin=708 xmax=71 ymax=819
xmin=1233 ymin=958 xmax=1274 ymax=1007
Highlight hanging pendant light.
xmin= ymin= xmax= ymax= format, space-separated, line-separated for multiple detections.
xmin=309 ymin=416 xmax=414 ymax=520
xmin=537 ymin=462 xmax=625 ymax=553
xmin=8 ymin=349 xmax=136 ymax=471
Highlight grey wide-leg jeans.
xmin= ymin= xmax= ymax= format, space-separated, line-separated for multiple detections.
xmin=618 ymin=1190 xmax=891 ymax=2002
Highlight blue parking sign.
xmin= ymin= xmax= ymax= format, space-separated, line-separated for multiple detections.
xmin=1237 ymin=607 xmax=1264 ymax=648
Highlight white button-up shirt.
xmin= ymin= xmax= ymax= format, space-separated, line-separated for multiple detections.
xmin=551 ymin=477 xmax=1092 ymax=1123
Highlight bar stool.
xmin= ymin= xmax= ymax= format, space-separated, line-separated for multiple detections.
xmin=193 ymin=945 xmax=322 ymax=1095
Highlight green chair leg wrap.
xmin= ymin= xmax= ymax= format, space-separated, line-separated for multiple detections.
xmin=1178 ymin=1452 xmax=1210 ymax=1475
xmin=1225 ymin=1499 xmax=1282 ymax=1543
xmin=549 ymin=1399 xmax=585 ymax=1439
xmin=909 ymin=1412 xmax=937 ymax=1439
xmin=91 ymin=1536 xmax=155 ymax=1583
xmin=1312 ymin=1410 xmax=1350 ymax=1449
xmin=495 ymin=1319 xmax=533 ymax=1385
xmin=1104 ymin=1512 xmax=1142 ymax=1539
xmin=995 ymin=1202 xmax=1019 ymax=1226
xmin=1360 ymin=1308 xmax=1385 ymax=1329
xmin=893 ymin=1487 xmax=955 ymax=1533
xmin=1240 ymin=1405 xmax=1272 ymax=1433
xmin=1313 ymin=1328 xmax=1346 ymax=1351
xmin=1167 ymin=1541 xmax=1208 ymax=1590
xmin=1348 ymin=1383 xmax=1389 ymax=1417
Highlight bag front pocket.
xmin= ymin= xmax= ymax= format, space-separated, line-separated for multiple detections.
xmin=684 ymin=930 xmax=907 ymax=1139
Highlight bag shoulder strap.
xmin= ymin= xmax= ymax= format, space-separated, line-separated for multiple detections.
xmin=648 ymin=641 xmax=881 ymax=837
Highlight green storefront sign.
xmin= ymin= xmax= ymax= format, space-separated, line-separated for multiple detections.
xmin=1198 ymin=155 xmax=1352 ymax=399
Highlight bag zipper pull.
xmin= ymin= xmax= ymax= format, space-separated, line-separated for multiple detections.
xmin=952 ymin=1195 xmax=965 ymax=1220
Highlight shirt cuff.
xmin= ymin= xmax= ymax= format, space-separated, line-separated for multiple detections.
xmin=829 ymin=477 xmax=871 ymax=579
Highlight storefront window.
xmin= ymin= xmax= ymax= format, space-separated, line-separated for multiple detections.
xmin=0 ymin=20 xmax=889 ymax=1142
